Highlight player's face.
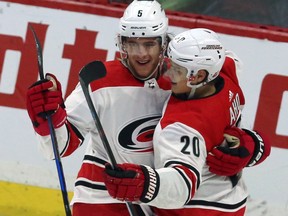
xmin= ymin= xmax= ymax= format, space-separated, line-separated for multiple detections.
xmin=124 ymin=37 xmax=162 ymax=79
xmin=165 ymin=61 xmax=191 ymax=94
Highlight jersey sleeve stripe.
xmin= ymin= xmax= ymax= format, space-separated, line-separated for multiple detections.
xmin=173 ymin=167 xmax=193 ymax=204
xmin=83 ymin=155 xmax=107 ymax=166
xmin=186 ymin=197 xmax=247 ymax=211
xmin=164 ymin=160 xmax=201 ymax=188
xmin=61 ymin=121 xmax=84 ymax=157
xmin=164 ymin=160 xmax=201 ymax=201
xmin=75 ymin=180 xmax=106 ymax=190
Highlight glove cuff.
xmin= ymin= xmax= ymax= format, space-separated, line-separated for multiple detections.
xmin=243 ymin=129 xmax=267 ymax=167
xmin=140 ymin=165 xmax=160 ymax=203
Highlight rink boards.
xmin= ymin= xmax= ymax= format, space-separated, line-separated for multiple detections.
xmin=0 ymin=0 xmax=287 ymax=215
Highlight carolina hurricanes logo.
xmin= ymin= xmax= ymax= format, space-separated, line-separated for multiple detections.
xmin=118 ymin=116 xmax=161 ymax=152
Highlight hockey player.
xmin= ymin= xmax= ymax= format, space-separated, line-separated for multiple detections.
xmin=27 ymin=0 xmax=269 ymax=215
xmin=103 ymin=28 xmax=271 ymax=215
xmin=26 ymin=1 xmax=170 ymax=215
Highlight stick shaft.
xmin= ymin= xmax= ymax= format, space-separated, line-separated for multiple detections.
xmin=79 ymin=61 xmax=138 ymax=216
xmin=80 ymin=77 xmax=117 ymax=168
xmin=48 ymin=118 xmax=71 ymax=215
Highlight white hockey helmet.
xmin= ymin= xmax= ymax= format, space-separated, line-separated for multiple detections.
xmin=117 ymin=0 xmax=169 ymax=80
xmin=167 ymin=28 xmax=225 ymax=87
xmin=119 ymin=0 xmax=168 ymax=46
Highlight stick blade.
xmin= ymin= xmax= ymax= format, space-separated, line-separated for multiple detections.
xmin=79 ymin=61 xmax=107 ymax=87
xmin=29 ymin=24 xmax=45 ymax=80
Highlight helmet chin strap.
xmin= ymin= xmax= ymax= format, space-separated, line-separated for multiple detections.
xmin=187 ymin=81 xmax=207 ymax=99
xmin=187 ymin=86 xmax=197 ymax=99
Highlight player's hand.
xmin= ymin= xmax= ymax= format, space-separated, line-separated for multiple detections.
xmin=26 ymin=73 xmax=67 ymax=136
xmin=207 ymin=127 xmax=271 ymax=176
xmin=103 ymin=163 xmax=159 ymax=203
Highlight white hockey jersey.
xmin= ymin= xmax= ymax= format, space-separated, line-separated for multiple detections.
xmin=35 ymin=60 xmax=171 ymax=211
xmin=34 ymin=53 xmax=249 ymax=215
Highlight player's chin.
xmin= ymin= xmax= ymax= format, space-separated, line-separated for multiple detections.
xmin=171 ymin=79 xmax=189 ymax=93
xmin=171 ymin=84 xmax=183 ymax=93
xmin=134 ymin=65 xmax=155 ymax=78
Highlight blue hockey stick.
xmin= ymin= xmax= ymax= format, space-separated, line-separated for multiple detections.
xmin=29 ymin=25 xmax=71 ymax=216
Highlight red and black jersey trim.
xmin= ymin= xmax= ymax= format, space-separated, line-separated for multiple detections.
xmin=164 ymin=160 xmax=201 ymax=204
xmin=173 ymin=167 xmax=192 ymax=204
xmin=75 ymin=154 xmax=108 ymax=190
xmin=83 ymin=155 xmax=107 ymax=165
xmin=75 ymin=180 xmax=106 ymax=190
xmin=60 ymin=124 xmax=69 ymax=156
xmin=61 ymin=121 xmax=84 ymax=157
xmin=69 ymin=121 xmax=84 ymax=142
xmin=186 ymin=197 xmax=247 ymax=210
xmin=164 ymin=160 xmax=201 ymax=188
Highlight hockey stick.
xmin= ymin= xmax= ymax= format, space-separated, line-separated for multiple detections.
xmin=29 ymin=25 xmax=72 ymax=216
xmin=79 ymin=61 xmax=138 ymax=216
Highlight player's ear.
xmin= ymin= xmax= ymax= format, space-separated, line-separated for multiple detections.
xmin=196 ymin=70 xmax=208 ymax=82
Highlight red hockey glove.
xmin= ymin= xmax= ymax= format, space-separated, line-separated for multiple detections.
xmin=207 ymin=127 xmax=271 ymax=176
xmin=103 ymin=163 xmax=159 ymax=203
xmin=26 ymin=73 xmax=67 ymax=136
